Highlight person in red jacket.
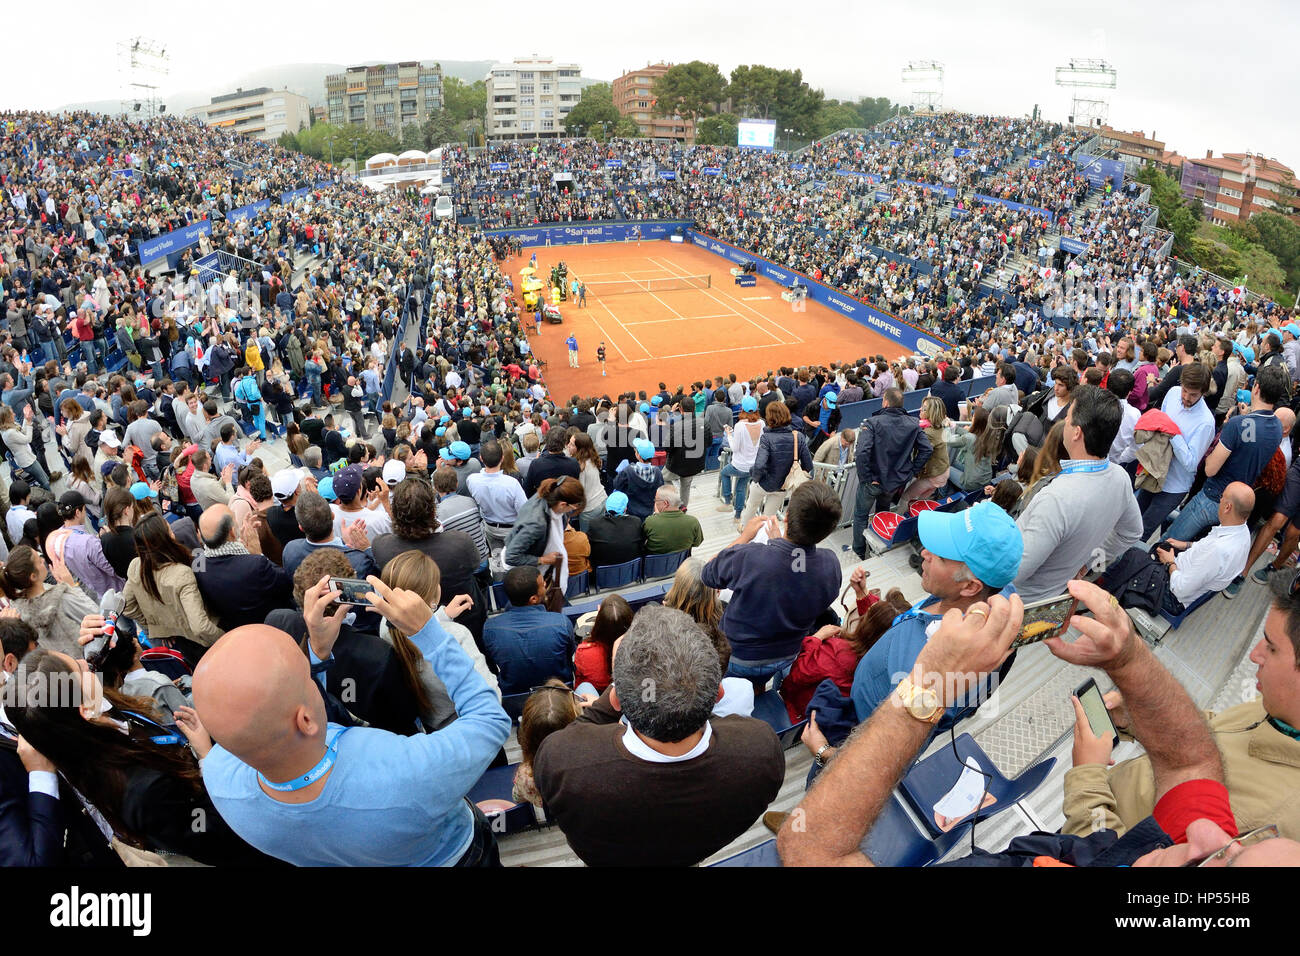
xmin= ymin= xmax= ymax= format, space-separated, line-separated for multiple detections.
xmin=780 ymin=570 xmax=911 ymax=722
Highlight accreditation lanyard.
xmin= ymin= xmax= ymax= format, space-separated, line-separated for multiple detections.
xmin=1057 ymin=460 xmax=1109 ymax=477
xmin=258 ymin=727 xmax=350 ymax=793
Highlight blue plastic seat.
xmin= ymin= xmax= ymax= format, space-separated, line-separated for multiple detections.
xmin=467 ymin=764 xmax=537 ymax=836
xmin=901 ymin=388 xmax=931 ymax=413
xmin=709 ymin=838 xmax=781 ymax=867
xmin=641 ymin=549 xmax=688 ymax=580
xmin=593 ymin=557 xmax=643 ymax=590
xmin=1160 ymin=588 xmax=1215 ymax=629
xmin=899 ymin=733 xmax=1056 ymax=838
xmin=139 ymin=647 xmax=191 ymax=681
xmin=490 ymin=580 xmax=509 ymax=612
xmin=861 ymin=793 xmax=972 ymax=866
xmin=869 ymin=513 xmax=920 ymax=549
xmin=565 ymin=570 xmax=590 ymax=599
xmin=751 ymin=690 xmax=807 ymax=750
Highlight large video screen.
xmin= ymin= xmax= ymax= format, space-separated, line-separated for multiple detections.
xmin=737 ymin=118 xmax=776 ymax=150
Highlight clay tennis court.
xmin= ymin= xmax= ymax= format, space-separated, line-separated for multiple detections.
xmin=504 ymin=241 xmax=905 ymax=398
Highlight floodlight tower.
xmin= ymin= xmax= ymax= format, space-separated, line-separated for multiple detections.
xmin=1054 ymin=58 xmax=1116 ymax=130
xmin=901 ymin=60 xmax=944 ymax=113
xmin=117 ymin=37 xmax=171 ymax=121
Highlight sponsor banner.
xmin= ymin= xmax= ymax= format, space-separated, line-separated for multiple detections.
xmin=900 ymin=179 xmax=956 ymax=199
xmin=227 ymin=198 xmax=271 ymax=224
xmin=1075 ymin=154 xmax=1125 ymax=190
xmin=314 ymin=180 xmax=333 ymax=190
xmin=972 ymin=193 xmax=1053 ymax=220
xmin=112 ymin=169 xmax=136 ymax=179
xmin=812 ymin=180 xmax=827 ymax=190
xmin=953 ymin=147 xmax=971 ymax=158
xmin=700 ymin=167 xmax=722 ymax=176
xmin=684 ymin=229 xmax=950 ymax=355
xmin=888 ymin=140 xmax=901 ymax=146
xmin=484 ymin=220 xmax=693 ymax=246
xmin=1059 ymin=236 xmax=1089 ymax=254
xmin=874 ymin=190 xmax=891 ymax=202
xmin=1027 ymin=158 xmax=1046 ymax=169
xmin=137 ymin=219 xmax=211 ymax=264
xmin=605 ymin=159 xmax=623 ymax=168
xmin=834 ymin=169 xmax=881 ymax=183
xmin=489 ymin=162 xmax=509 ymax=171
xmin=950 ymin=208 xmax=969 ymax=219
xmin=658 ymin=169 xmax=677 ymax=180
xmin=280 ymin=186 xmax=311 ymax=204
xmin=790 ymin=163 xmax=807 ymax=171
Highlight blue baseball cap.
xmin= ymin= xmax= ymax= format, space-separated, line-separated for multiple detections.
xmin=1285 ymin=324 xmax=1300 ymax=338
xmin=605 ymin=491 xmax=629 ymax=515
xmin=918 ymin=501 xmax=1023 ymax=589
xmin=650 ymin=395 xmax=664 ymax=407
xmin=129 ymin=481 xmax=157 ymax=500
xmin=440 ymin=440 xmax=471 ymax=461
xmin=435 ymin=426 xmax=447 ymax=437
xmin=1267 ymin=328 xmax=1283 ymax=344
xmin=439 ymin=415 xmax=451 ymax=424
xmin=317 ymin=476 xmax=336 ymax=501
xmin=825 ymin=392 xmax=838 ymax=408
xmin=740 ymin=396 xmax=759 ymax=412
xmin=634 ymin=438 xmax=655 ymax=461
xmin=639 ymin=403 xmax=650 ymax=414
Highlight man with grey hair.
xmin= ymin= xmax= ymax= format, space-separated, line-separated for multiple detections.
xmin=641 ymin=483 xmax=703 ymax=555
xmin=534 ymin=605 xmax=784 ymax=866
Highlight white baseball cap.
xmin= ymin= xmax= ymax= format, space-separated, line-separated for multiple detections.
xmin=271 ymin=467 xmax=306 ymax=501
xmin=382 ymin=460 xmax=406 ymax=486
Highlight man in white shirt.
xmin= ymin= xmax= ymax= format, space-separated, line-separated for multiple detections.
xmin=466 ymin=440 xmax=526 ymax=554
xmin=1135 ymin=363 xmax=1216 ymax=541
xmin=6 ymin=481 xmax=35 ymax=546
xmin=1105 ymin=368 xmax=1141 ymax=467
xmin=1106 ymin=482 xmax=1253 ymax=614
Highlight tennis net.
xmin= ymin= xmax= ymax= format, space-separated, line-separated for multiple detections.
xmin=582 ymin=274 xmax=711 ymax=297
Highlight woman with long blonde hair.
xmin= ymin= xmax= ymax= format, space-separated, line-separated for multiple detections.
xmin=897 ymin=395 xmax=952 ymax=512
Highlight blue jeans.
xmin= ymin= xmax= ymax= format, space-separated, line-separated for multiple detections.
xmin=719 ymin=463 xmax=751 ymax=518
xmin=852 ymin=481 xmax=891 ymax=559
xmin=1163 ymin=489 xmax=1219 ymax=544
xmin=79 ymin=340 xmax=99 ymax=371
xmin=726 ymin=654 xmax=796 ymax=691
xmin=1135 ymin=488 xmax=1186 ymax=542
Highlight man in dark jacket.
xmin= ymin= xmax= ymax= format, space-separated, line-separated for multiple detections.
xmin=660 ymin=410 xmax=709 ymax=509
xmin=194 ymin=504 xmax=295 ymax=632
xmin=930 ymin=364 xmax=965 ymax=421
xmin=586 ymin=492 xmax=643 ymax=566
xmin=852 ymin=388 xmax=933 ymax=559
xmin=522 ymin=428 xmax=580 ymax=498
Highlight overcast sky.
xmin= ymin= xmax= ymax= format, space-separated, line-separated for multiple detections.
xmin=5 ymin=0 xmax=1295 ymax=167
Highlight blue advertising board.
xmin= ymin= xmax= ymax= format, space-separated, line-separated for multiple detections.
xmin=314 ymin=180 xmax=333 ymax=190
xmin=227 ymin=198 xmax=271 ymax=225
xmin=280 ymin=186 xmax=312 ymax=204
xmin=605 ymin=159 xmax=623 ymax=168
xmin=874 ymin=190 xmax=891 ymax=201
xmin=700 ymin=167 xmax=722 ymax=176
xmin=1027 ymin=158 xmax=1046 ymax=169
xmin=953 ymin=147 xmax=971 ymax=158
xmin=483 ymin=220 xmax=693 ymax=246
xmin=1075 ymin=154 xmax=1125 ymax=190
xmin=900 ymin=179 xmax=957 ymax=199
xmin=790 ymin=163 xmax=807 ymax=171
xmin=972 ymin=194 xmax=1053 ymax=220
xmin=137 ymin=220 xmax=212 ymax=264
xmin=658 ymin=170 xmax=677 ymax=180
xmin=1059 ymin=236 xmax=1089 ymax=254
xmin=684 ymin=230 xmax=950 ymax=356
xmin=112 ymin=169 xmax=136 ymax=179
xmin=834 ymin=169 xmax=881 ymax=183
xmin=490 ymin=162 xmax=509 ymax=171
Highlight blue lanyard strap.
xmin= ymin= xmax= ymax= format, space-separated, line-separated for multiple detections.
xmin=258 ymin=727 xmax=349 ymax=793
xmin=1058 ymin=460 xmax=1109 ymax=477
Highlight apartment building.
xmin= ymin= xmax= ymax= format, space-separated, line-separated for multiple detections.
xmin=185 ymin=88 xmax=311 ymax=142
xmin=1180 ymin=150 xmax=1300 ymax=224
xmin=1096 ymin=125 xmax=1165 ymax=174
xmin=612 ymin=63 xmax=694 ymax=143
xmin=325 ymin=62 xmax=443 ymax=133
xmin=485 ymin=56 xmax=583 ymax=141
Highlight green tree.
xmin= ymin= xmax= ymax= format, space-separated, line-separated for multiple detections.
xmin=421 ymin=111 xmax=459 ymax=148
xmin=1189 ymin=236 xmax=1243 ymax=280
xmin=399 ymin=122 xmax=426 ymax=153
xmin=443 ymin=76 xmax=487 ymax=123
xmin=1241 ymin=210 xmax=1300 ymax=288
xmin=651 ymin=60 xmax=728 ymax=127
xmin=1136 ymin=165 xmax=1198 ymax=255
xmin=728 ymin=65 xmax=781 ymax=118
xmin=728 ymin=65 xmax=823 ymax=131
xmin=695 ymin=112 xmax=739 ymax=146
xmin=811 ymin=100 xmax=863 ymax=138
xmin=562 ymin=83 xmax=621 ymax=139
xmin=612 ymin=115 xmax=642 ymax=138
xmin=855 ymin=96 xmax=894 ymax=128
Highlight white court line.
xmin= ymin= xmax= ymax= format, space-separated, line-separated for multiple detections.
xmin=648 ymin=255 xmax=803 ymax=345
xmin=619 ymin=271 xmax=689 ymax=321
xmin=622 ymin=313 xmax=737 ymax=326
xmin=567 ymin=271 xmax=634 ymax=363
xmin=624 ymin=343 xmax=801 ymax=362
